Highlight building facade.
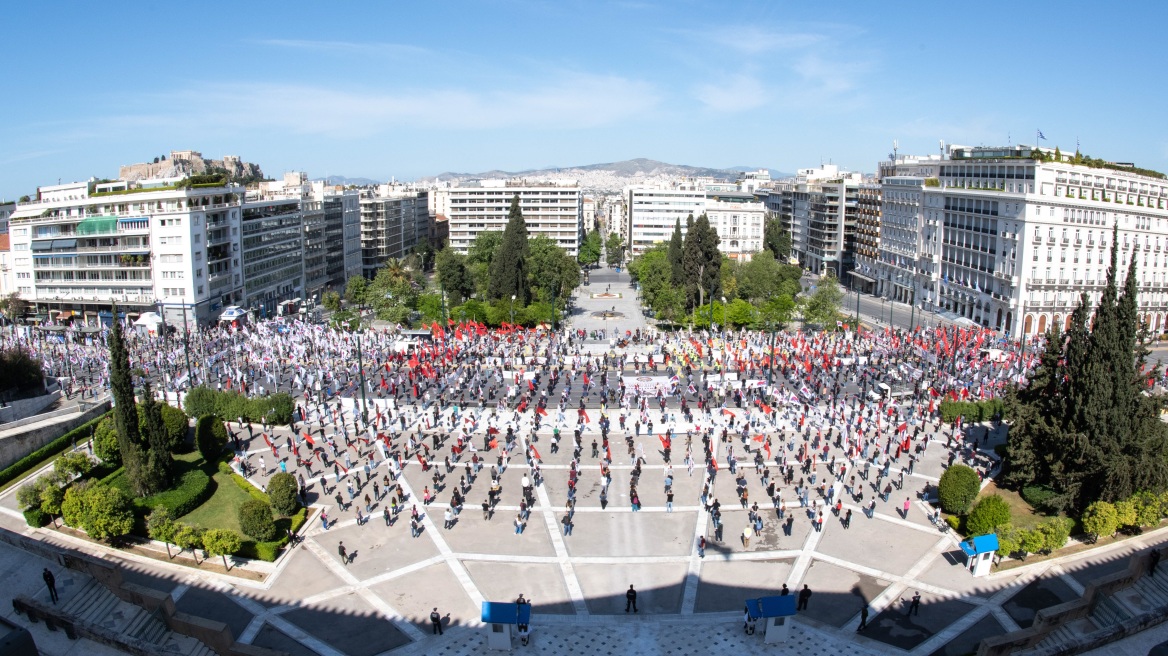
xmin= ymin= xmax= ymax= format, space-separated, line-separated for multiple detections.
xmin=360 ymin=189 xmax=430 ymax=278
xmin=764 ymin=165 xmax=867 ymax=276
xmin=442 ymin=181 xmax=583 ymax=255
xmin=866 ymin=144 xmax=1168 ymax=336
xmin=625 ymin=183 xmax=766 ymax=260
xmin=8 ymin=180 xmax=248 ymax=327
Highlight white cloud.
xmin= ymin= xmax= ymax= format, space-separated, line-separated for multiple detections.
xmin=693 ymin=74 xmax=768 ymax=113
xmin=90 ymin=74 xmax=661 ymax=138
xmin=255 ymin=39 xmax=430 ymax=58
xmin=696 ymin=25 xmax=827 ymax=55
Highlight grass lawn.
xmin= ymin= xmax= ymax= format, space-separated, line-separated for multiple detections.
xmin=180 ymin=469 xmax=253 ymax=534
xmin=979 ymin=481 xmax=1052 ymax=531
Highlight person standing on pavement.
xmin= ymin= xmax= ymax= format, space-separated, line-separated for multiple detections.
xmin=796 ymin=585 xmax=812 ymax=611
xmin=625 ymin=585 xmax=638 ymax=613
xmin=909 ymin=591 xmax=921 ymax=615
xmin=42 ymin=568 xmax=58 ymax=604
xmin=430 ymin=607 xmax=443 ymax=635
xmin=857 ymin=603 xmax=869 ymax=631
xmin=337 ymin=541 xmax=348 ymax=566
xmin=1150 ymin=549 xmax=1161 ymax=578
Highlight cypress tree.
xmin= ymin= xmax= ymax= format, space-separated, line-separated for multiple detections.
xmin=106 ymin=305 xmax=151 ymax=495
xmin=681 ymin=213 xmax=721 ymax=310
xmin=140 ymin=380 xmax=173 ymax=491
xmin=487 ymin=195 xmax=530 ymax=303
xmin=1006 ymin=224 xmax=1168 ymax=512
xmin=668 ymin=218 xmax=684 ymax=286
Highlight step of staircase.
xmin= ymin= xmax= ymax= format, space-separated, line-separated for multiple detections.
xmin=1088 ymin=594 xmax=1130 ymax=631
xmin=60 ymin=578 xmax=101 ymax=615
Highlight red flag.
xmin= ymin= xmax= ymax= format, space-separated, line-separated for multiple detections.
xmin=605 ymin=445 xmax=612 ymax=461
xmin=530 ymin=445 xmax=541 ymax=461
xmin=898 ymin=422 xmax=908 ymax=433
xmin=763 ymin=442 xmax=772 ymax=459
xmin=303 ymin=432 xmax=315 ymax=446
xmin=487 ymin=426 xmax=500 ymax=435
xmin=710 ymin=457 xmax=718 ymax=471
xmin=528 ymin=380 xmax=535 ymax=391
xmin=752 ymin=435 xmax=765 ymax=442
xmin=929 ymin=387 xmax=939 ymax=398
xmin=760 ymin=403 xmax=773 ymax=414
xmin=416 ymin=453 xmax=426 ymax=466
xmin=535 ymin=406 xmax=548 ymax=417
xmin=489 ymin=438 xmax=498 ymax=450
xmin=722 ymin=409 xmax=735 ymax=417
xmin=583 ymin=373 xmax=591 ymax=386
xmin=658 ymin=434 xmax=670 ymax=449
xmin=262 ymin=433 xmax=273 ymax=448
xmin=582 ymin=410 xmax=591 ymax=423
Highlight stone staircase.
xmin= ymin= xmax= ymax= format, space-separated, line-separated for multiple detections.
xmin=1017 ymin=577 xmax=1168 ymax=655
xmin=60 ymin=578 xmax=214 ymax=655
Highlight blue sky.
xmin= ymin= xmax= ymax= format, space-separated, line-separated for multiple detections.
xmin=3 ymin=0 xmax=1167 ymax=199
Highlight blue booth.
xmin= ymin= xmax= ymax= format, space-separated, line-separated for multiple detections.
xmin=481 ymin=601 xmax=532 ymax=650
xmin=745 ymin=595 xmax=797 ymax=643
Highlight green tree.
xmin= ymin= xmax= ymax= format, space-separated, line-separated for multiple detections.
xmin=146 ymin=506 xmax=178 ymax=558
xmin=938 ymin=464 xmax=981 ymax=515
xmin=436 ymin=247 xmax=473 ymax=305
xmin=467 ymin=230 xmax=502 ymax=299
xmin=966 ymin=495 xmax=1012 ymax=536
xmin=1114 ymin=499 xmax=1139 ymax=529
xmin=681 ymin=213 xmax=720 ymax=310
xmin=1081 ymin=501 xmax=1119 ymax=541
xmin=39 ymin=475 xmax=68 ymax=527
xmin=107 ymin=304 xmax=151 ymax=495
xmin=138 ymin=382 xmax=174 ymax=491
xmin=56 ymin=451 xmax=93 ymax=478
xmin=172 ymin=523 xmax=204 ymax=563
xmin=995 ymin=524 xmax=1020 ymax=562
xmin=526 ymin=236 xmax=580 ymax=305
xmin=202 ymin=529 xmax=242 ymax=571
xmin=1004 ymin=226 xmax=1168 ymax=513
xmin=668 ymin=217 xmax=685 ymax=286
xmin=578 ymin=229 xmax=602 ymax=267
xmin=239 ymin=499 xmax=278 ymax=541
xmin=802 ymin=272 xmax=844 ymax=328
xmin=267 ymin=472 xmax=301 ymax=515
xmin=1035 ymin=517 xmax=1072 ymax=553
xmin=763 ymin=215 xmax=791 ymax=260
xmin=1131 ymin=491 xmax=1163 ymax=528
xmin=1018 ymin=529 xmax=1045 ymax=559
xmin=61 ymin=482 xmax=134 ymax=542
xmin=195 ymin=415 xmax=228 ymax=462
xmin=605 ymin=232 xmax=624 ymax=266
xmin=344 ymin=276 xmax=368 ymax=308
xmin=487 ymin=195 xmax=530 ymax=303
xmin=0 ymin=293 xmax=28 ymax=324
xmin=321 ymin=291 xmax=341 ymax=313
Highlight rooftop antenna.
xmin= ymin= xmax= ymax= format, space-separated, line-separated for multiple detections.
xmin=892 ymin=139 xmax=899 ymax=162
xmin=939 ymin=140 xmax=945 ymax=156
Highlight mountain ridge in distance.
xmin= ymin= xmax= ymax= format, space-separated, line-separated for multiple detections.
xmin=421 ymin=158 xmax=792 ymax=182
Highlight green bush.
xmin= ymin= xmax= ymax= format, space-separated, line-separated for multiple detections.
xmin=23 ymin=508 xmax=49 ymax=527
xmin=938 ymin=465 xmax=981 ymax=515
xmin=267 ymin=472 xmax=300 ymax=515
xmin=966 ymin=495 xmax=1012 ymax=536
xmin=945 ymin=515 xmax=963 ymax=533
xmin=1081 ymin=501 xmax=1119 ymax=541
xmin=238 ymin=499 xmax=277 ymax=541
xmin=1115 ymin=499 xmax=1139 ymax=529
xmin=60 ymin=481 xmax=135 ymax=541
xmin=0 ymin=346 xmax=45 ymax=397
xmin=93 ymin=417 xmax=120 ymax=465
xmin=1021 ymin=485 xmax=1057 ymax=511
xmin=1035 ymin=517 xmax=1072 ymax=554
xmin=1131 ymin=491 xmax=1163 ymax=528
xmin=183 ymin=387 xmax=218 ymax=419
xmin=938 ymin=399 xmax=1004 ymax=424
xmin=225 ymin=469 xmax=267 ymax=502
xmin=137 ymin=403 xmax=189 ymax=452
xmin=183 ymin=387 xmax=294 ymax=425
xmin=196 ymin=416 xmax=228 ymax=462
xmin=236 ymin=508 xmax=307 ymax=561
xmin=0 ymin=412 xmax=111 ymax=488
xmin=103 ymin=458 xmax=212 ymax=519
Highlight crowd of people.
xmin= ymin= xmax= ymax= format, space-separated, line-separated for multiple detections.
xmin=8 ymin=313 xmax=1035 ymax=549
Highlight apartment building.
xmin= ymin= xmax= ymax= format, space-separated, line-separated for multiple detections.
xmin=866 ymin=144 xmax=1168 ymax=336
xmin=8 ymin=179 xmax=248 ymax=327
xmin=442 ymin=180 xmax=583 ymax=255
xmin=624 ymin=182 xmax=766 ymax=260
xmin=360 ymin=187 xmax=430 ymax=278
xmin=763 ymin=165 xmax=868 ymax=278
xmin=0 ymin=202 xmax=15 ymax=234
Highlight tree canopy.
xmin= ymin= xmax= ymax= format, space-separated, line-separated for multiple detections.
xmin=487 ymin=195 xmax=530 ymax=303
xmin=1004 ymin=226 xmax=1168 ymax=513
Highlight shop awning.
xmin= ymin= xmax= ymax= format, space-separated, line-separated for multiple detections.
xmin=51 ymin=239 xmax=77 ymax=249
xmin=30 ymin=241 xmax=52 ymax=251
xmin=56 ymin=311 xmax=74 ymax=319
xmin=850 ymin=272 xmax=875 ymax=283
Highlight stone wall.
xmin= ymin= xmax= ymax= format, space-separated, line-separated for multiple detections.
xmin=0 ymin=390 xmax=59 ymax=425
xmin=0 ymin=400 xmax=110 ymax=470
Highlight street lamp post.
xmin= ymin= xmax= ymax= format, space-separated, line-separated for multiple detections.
xmin=510 ymin=294 xmax=516 ymax=326
xmin=909 ymin=288 xmax=917 ymax=333
xmin=355 ymin=327 xmax=368 ymax=426
xmin=720 ymin=296 xmax=727 ymax=342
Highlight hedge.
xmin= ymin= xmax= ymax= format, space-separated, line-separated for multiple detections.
xmin=184 ymin=387 xmax=294 ymax=425
xmin=236 ymin=508 xmax=308 ymax=561
xmin=103 ymin=460 xmax=213 ymax=519
xmin=217 ymin=461 xmax=268 ymax=502
xmin=939 ymin=399 xmax=1004 ymax=424
xmin=938 ymin=464 xmax=981 ymax=515
xmin=23 ymin=508 xmax=49 ymax=527
xmin=0 ymin=412 xmax=111 ymax=489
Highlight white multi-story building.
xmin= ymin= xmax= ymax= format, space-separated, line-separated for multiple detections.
xmin=360 ymin=187 xmax=430 ymax=278
xmin=625 ymin=182 xmax=766 ymax=261
xmin=866 ymin=144 xmax=1168 ymax=336
xmin=442 ymin=180 xmax=583 ymax=255
xmin=8 ymin=179 xmax=249 ymax=327
xmin=763 ymin=165 xmax=868 ymax=277
xmin=0 ymin=201 xmax=15 ymax=234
